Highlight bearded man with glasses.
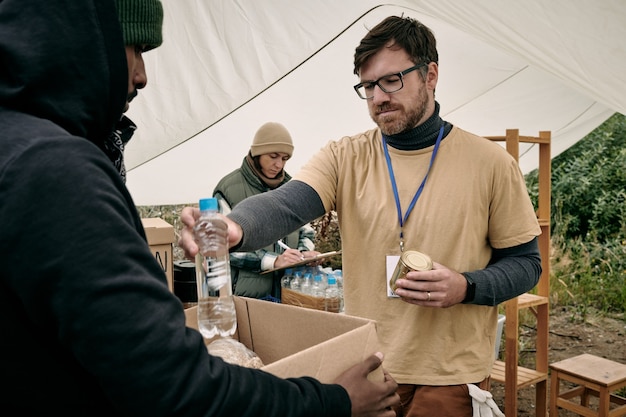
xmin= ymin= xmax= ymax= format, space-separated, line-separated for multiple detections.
xmin=181 ymin=15 xmax=542 ymax=417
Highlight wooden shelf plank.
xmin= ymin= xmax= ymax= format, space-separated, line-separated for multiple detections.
xmin=485 ymin=135 xmax=550 ymax=145
xmin=518 ymin=293 xmax=549 ymax=309
xmin=491 ymin=361 xmax=548 ymax=388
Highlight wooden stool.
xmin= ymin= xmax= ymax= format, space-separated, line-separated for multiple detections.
xmin=550 ymin=354 xmax=626 ymax=417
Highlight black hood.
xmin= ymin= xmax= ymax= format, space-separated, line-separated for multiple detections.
xmin=0 ymin=0 xmax=128 ymax=147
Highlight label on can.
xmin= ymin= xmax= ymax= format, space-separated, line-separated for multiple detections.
xmin=389 ymin=250 xmax=432 ymax=293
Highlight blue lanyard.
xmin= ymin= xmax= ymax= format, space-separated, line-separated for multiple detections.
xmin=382 ymin=125 xmax=444 ymax=251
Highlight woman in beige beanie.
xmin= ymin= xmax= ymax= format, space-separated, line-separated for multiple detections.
xmin=213 ymin=122 xmax=320 ymax=300
xmin=248 ymin=121 xmax=295 ymax=188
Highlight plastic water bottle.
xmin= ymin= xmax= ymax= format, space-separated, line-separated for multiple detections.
xmin=334 ymin=270 xmax=344 ymax=312
xmin=324 ymin=276 xmax=341 ymax=313
xmin=311 ymin=274 xmax=326 ymax=298
xmin=289 ymin=271 xmax=302 ymax=292
xmin=281 ymin=268 xmax=293 ymax=289
xmin=194 ymin=197 xmax=237 ymax=339
xmin=301 ymin=272 xmax=313 ymax=295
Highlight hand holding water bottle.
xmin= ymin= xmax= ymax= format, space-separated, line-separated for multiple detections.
xmin=194 ymin=198 xmax=237 ymax=340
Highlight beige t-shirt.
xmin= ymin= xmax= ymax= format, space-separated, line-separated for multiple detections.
xmin=295 ymin=126 xmax=541 ymax=385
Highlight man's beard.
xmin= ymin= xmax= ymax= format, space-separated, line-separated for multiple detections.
xmin=370 ymin=88 xmax=429 ymax=136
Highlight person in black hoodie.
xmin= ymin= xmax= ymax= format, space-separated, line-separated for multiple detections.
xmin=0 ymin=1 xmax=399 ymax=416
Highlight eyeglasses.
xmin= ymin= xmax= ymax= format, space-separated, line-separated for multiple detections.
xmin=353 ymin=63 xmax=428 ymax=100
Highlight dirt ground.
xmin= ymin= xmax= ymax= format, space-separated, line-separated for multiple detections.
xmin=490 ymin=306 xmax=626 ymax=416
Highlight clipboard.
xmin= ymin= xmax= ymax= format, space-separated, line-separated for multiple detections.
xmin=260 ymin=250 xmax=342 ymax=274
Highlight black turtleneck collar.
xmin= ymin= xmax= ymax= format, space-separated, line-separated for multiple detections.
xmin=382 ymin=101 xmax=453 ymax=150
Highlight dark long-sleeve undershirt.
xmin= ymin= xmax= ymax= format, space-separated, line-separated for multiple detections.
xmin=463 ymin=239 xmax=541 ymax=305
xmin=228 ymin=180 xmax=542 ymax=307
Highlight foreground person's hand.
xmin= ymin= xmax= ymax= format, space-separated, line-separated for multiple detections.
xmin=334 ymin=352 xmax=399 ymax=417
xmin=178 ymin=206 xmax=244 ymax=260
xmin=178 ymin=206 xmax=200 ymax=260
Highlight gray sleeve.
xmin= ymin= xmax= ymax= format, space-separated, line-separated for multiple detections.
xmin=462 ymin=237 xmax=542 ymax=306
xmin=227 ymin=180 xmax=326 ymax=252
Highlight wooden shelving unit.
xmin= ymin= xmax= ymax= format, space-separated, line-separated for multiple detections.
xmin=486 ymin=129 xmax=551 ymax=417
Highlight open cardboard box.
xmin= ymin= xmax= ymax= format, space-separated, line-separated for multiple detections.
xmin=184 ymin=296 xmax=383 ymax=383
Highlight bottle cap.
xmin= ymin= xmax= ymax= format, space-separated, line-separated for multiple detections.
xmin=199 ymin=197 xmax=218 ymax=211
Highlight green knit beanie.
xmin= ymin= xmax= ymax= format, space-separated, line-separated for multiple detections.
xmin=115 ymin=0 xmax=164 ymax=51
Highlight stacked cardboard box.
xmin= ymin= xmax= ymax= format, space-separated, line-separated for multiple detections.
xmin=142 ymin=218 xmax=175 ymax=292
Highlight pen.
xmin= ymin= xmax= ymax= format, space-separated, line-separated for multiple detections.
xmin=277 ymin=240 xmax=291 ymax=251
xmin=277 ymin=240 xmax=305 ymax=260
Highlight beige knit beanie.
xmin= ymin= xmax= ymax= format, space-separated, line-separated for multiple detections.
xmin=250 ymin=122 xmax=294 ymax=157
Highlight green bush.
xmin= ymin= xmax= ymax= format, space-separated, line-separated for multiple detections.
xmin=526 ymin=113 xmax=626 ymax=243
xmin=526 ymin=113 xmax=626 ymax=316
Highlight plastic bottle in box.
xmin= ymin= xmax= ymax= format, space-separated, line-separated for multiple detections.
xmin=311 ymin=274 xmax=326 ymax=298
xmin=194 ymin=197 xmax=236 ymax=339
xmin=301 ymin=272 xmax=313 ymax=295
xmin=280 ymin=268 xmax=293 ymax=289
xmin=289 ymin=270 xmax=302 ymax=292
xmin=324 ymin=275 xmax=341 ymax=313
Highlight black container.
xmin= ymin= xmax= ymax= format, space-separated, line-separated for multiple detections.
xmin=173 ymin=260 xmax=197 ymax=307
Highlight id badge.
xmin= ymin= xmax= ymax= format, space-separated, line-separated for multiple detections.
xmin=386 ymin=255 xmax=400 ymax=298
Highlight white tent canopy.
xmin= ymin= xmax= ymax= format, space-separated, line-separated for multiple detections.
xmin=125 ymin=0 xmax=626 ymax=206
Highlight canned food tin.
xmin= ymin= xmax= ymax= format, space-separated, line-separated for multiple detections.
xmin=389 ymin=250 xmax=432 ymax=292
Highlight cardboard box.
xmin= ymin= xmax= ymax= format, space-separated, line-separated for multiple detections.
xmin=185 ymin=296 xmax=382 ymax=383
xmin=281 ymin=288 xmax=338 ymax=312
xmin=142 ymin=218 xmax=175 ymax=292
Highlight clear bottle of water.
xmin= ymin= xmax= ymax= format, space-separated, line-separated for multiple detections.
xmin=301 ymin=272 xmax=313 ymax=295
xmin=334 ymin=270 xmax=344 ymax=312
xmin=281 ymin=268 xmax=294 ymax=289
xmin=311 ymin=274 xmax=326 ymax=298
xmin=334 ymin=269 xmax=343 ymax=288
xmin=289 ymin=271 xmax=302 ymax=292
xmin=194 ymin=197 xmax=237 ymax=339
xmin=324 ymin=276 xmax=341 ymax=313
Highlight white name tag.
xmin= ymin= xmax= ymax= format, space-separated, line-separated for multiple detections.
xmin=386 ymin=255 xmax=400 ymax=298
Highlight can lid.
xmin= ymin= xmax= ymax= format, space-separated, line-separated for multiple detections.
xmin=402 ymin=251 xmax=433 ymax=271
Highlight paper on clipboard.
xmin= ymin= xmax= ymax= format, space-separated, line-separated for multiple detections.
xmin=260 ymin=250 xmax=342 ymax=274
